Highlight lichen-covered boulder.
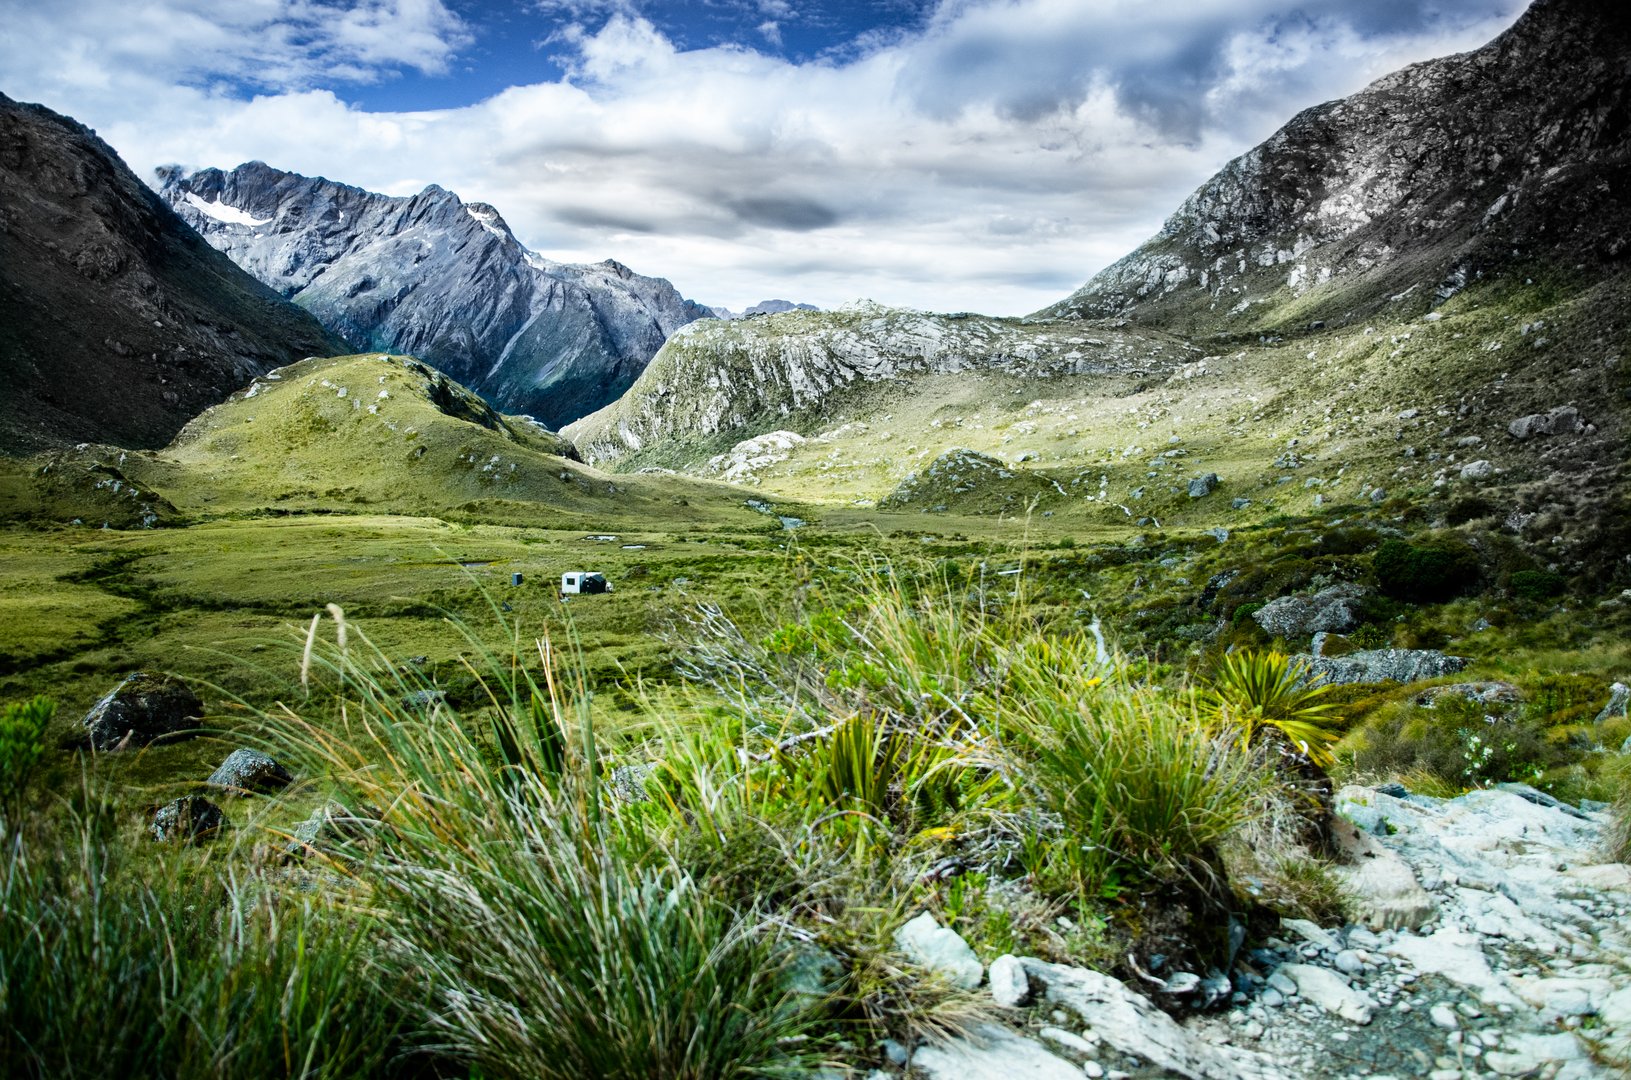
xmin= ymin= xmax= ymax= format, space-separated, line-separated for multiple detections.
xmin=151 ymin=795 xmax=226 ymax=844
xmin=206 ymin=748 xmax=294 ymax=796
xmin=1303 ymin=648 xmax=1468 ymax=686
xmin=82 ymin=672 xmax=203 ymax=751
xmin=1252 ymin=584 xmax=1368 ymax=639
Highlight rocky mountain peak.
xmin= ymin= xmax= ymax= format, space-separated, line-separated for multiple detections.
xmin=160 ymin=162 xmax=711 ymax=429
xmin=1037 ymin=0 xmax=1631 ymax=332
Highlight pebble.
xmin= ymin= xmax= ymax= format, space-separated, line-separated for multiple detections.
xmin=1083 ymin=1063 xmax=1104 ymax=1079
xmin=1334 ymin=950 xmax=1366 ymax=976
xmin=1268 ymin=971 xmax=1298 ymax=995
xmin=1430 ymin=1004 xmax=1460 ymax=1030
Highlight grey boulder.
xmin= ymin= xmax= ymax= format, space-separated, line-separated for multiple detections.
xmin=1508 ymin=406 xmax=1584 ymax=440
xmin=1188 ymin=473 xmax=1220 ymax=498
xmin=1252 ymin=583 xmax=1368 ymax=639
xmin=83 ymin=672 xmax=203 ymax=751
xmin=151 ymin=795 xmax=227 ymax=844
xmin=1303 ymin=648 xmax=1468 ymax=685
xmin=894 ymin=912 xmax=983 ymax=990
xmin=206 ymin=748 xmax=294 ymax=796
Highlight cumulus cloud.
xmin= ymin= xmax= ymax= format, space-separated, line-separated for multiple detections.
xmin=0 ymin=0 xmax=1528 ymax=313
xmin=0 ymin=0 xmax=471 ymax=94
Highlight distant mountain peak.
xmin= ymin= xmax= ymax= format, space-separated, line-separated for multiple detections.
xmin=160 ymin=163 xmax=715 ymax=429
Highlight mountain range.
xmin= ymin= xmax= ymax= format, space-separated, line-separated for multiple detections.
xmin=160 ymin=162 xmax=713 ymax=430
xmin=565 ymin=0 xmax=1628 ymax=527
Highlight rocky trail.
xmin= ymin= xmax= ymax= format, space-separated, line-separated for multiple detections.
xmin=884 ymin=784 xmax=1631 ymax=1079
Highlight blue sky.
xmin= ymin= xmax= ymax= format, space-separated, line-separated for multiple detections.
xmin=0 ymin=0 xmax=1528 ymax=313
xmin=337 ymin=1 xmax=939 ymax=111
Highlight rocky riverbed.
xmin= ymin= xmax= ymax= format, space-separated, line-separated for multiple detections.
xmin=871 ymin=784 xmax=1631 ymax=1079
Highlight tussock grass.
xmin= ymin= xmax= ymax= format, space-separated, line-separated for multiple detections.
xmin=262 ymin=608 xmax=816 ymax=1080
xmin=0 ymin=797 xmax=401 ymax=1080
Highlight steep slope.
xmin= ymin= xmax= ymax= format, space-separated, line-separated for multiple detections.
xmin=564 ymin=301 xmax=1190 ymax=468
xmin=1035 ymin=0 xmax=1631 ymax=333
xmin=160 ymin=163 xmax=713 ymax=429
xmin=0 ymin=95 xmax=348 ymax=454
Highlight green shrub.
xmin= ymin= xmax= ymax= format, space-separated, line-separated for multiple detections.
xmin=0 ymin=695 xmax=53 ymax=822
xmin=995 ymin=639 xmax=1261 ymax=893
xmin=1371 ymin=538 xmax=1479 ymax=602
xmin=1230 ymin=602 xmax=1264 ymax=627
xmin=265 ymin=610 xmax=817 ymax=1080
xmin=1203 ymin=651 xmax=1341 ymax=767
xmin=1348 ymin=696 xmax=1556 ymax=789
xmin=1510 ymin=569 xmax=1567 ymax=601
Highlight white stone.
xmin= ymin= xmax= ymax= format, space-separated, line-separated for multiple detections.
xmin=1429 ymin=1004 xmax=1459 ymax=1030
xmin=910 ymin=1024 xmax=1082 ymax=1080
xmin=1278 ymin=964 xmax=1375 ymax=1025
xmin=1039 ymin=1027 xmax=1096 ymax=1056
xmin=894 ymin=912 xmax=983 ymax=990
xmin=990 ymin=953 xmax=1032 ymax=1007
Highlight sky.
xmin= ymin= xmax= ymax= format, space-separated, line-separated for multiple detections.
xmin=0 ymin=0 xmax=1529 ymax=315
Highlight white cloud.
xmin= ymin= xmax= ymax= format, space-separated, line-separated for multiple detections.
xmin=0 ymin=0 xmax=1528 ymax=314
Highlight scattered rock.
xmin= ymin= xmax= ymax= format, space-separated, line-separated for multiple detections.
xmin=1458 ymin=459 xmax=1495 ymax=481
xmin=1594 ymin=681 xmax=1629 ymax=723
xmin=909 ymin=1023 xmax=1083 ymax=1080
xmin=1416 ymin=681 xmax=1520 ymax=707
xmin=1508 ymin=406 xmax=1584 ymax=440
xmin=894 ymin=912 xmax=983 ymax=990
xmin=1188 ymin=473 xmax=1220 ymax=498
xmin=1278 ymin=964 xmax=1374 ymax=1025
xmin=1017 ymin=958 xmax=1277 ymax=1079
xmin=83 ymin=671 xmax=203 ymax=751
xmin=151 ymin=795 xmax=226 ymax=843
xmin=206 ymin=748 xmax=294 ymax=795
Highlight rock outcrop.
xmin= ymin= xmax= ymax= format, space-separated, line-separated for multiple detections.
xmin=871 ymin=784 xmax=1631 ymax=1078
xmin=206 ymin=748 xmax=294 ymax=796
xmin=159 ymin=162 xmax=712 ymax=430
xmin=0 ymin=95 xmax=347 ymax=453
xmin=1036 ymin=0 xmax=1631 ymax=333
xmin=565 ymin=302 xmax=1182 ymax=467
xmin=151 ymin=795 xmax=226 ymax=844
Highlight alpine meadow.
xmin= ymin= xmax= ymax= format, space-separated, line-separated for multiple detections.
xmin=2 ymin=1 xmax=1631 ymax=1078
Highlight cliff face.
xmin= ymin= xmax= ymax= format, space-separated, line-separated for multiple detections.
xmin=161 ymin=163 xmax=712 ymax=429
xmin=0 ymin=96 xmax=347 ymax=453
xmin=1035 ymin=0 xmax=1631 ymax=332
xmin=563 ymin=301 xmax=1183 ymax=466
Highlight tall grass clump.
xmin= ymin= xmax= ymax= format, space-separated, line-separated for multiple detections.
xmin=989 ymin=633 xmax=1263 ymax=895
xmin=270 ymin=608 xmax=813 ymax=1080
xmin=0 ymin=799 xmax=400 ymax=1079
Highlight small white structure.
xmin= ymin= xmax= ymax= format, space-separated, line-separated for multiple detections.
xmin=560 ymin=572 xmax=612 ymax=596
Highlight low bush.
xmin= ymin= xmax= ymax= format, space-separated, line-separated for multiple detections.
xmin=1510 ymin=568 xmax=1567 ymax=601
xmin=1371 ymin=538 xmax=1479 ymax=602
xmin=0 ymin=695 xmax=53 ymax=822
xmin=0 ymin=812 xmax=403 ymax=1080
